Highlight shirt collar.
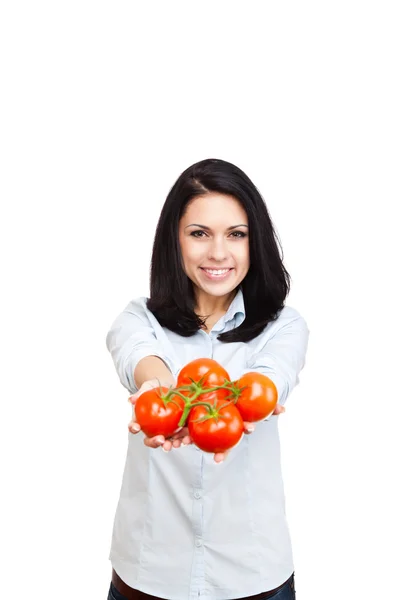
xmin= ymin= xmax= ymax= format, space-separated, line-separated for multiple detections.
xmin=214 ymin=287 xmax=246 ymax=331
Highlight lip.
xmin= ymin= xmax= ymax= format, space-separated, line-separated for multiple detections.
xmin=199 ymin=267 xmax=234 ymax=281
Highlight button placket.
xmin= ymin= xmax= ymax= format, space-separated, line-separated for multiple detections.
xmin=190 ymin=455 xmax=205 ymax=597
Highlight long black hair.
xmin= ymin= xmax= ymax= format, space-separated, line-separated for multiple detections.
xmin=146 ymin=158 xmax=290 ymax=343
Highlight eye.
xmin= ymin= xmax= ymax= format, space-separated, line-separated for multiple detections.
xmin=190 ymin=230 xmax=207 ymax=238
xmin=229 ymin=231 xmax=247 ymax=238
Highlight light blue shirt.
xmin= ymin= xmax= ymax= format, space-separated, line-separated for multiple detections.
xmin=106 ymin=289 xmax=309 ymax=600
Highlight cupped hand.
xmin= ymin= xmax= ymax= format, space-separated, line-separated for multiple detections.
xmin=128 ymin=385 xmax=286 ymax=462
xmin=213 ymin=403 xmax=286 ymax=463
xmin=127 ymin=379 xmax=193 ymax=451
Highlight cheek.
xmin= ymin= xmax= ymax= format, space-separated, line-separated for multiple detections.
xmin=236 ymin=243 xmax=250 ymax=267
xmin=180 ymin=239 xmax=204 ymax=268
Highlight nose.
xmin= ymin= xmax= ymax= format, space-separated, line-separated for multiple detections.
xmin=207 ymin=236 xmax=229 ymax=262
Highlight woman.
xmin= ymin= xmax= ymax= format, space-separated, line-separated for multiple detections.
xmin=106 ymin=158 xmax=309 ymax=600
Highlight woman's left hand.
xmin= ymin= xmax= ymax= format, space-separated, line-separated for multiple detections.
xmin=213 ymin=403 xmax=286 ymax=463
xmin=163 ymin=426 xmax=193 ymax=451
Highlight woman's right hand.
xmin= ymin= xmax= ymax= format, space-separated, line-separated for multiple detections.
xmin=127 ymin=379 xmax=193 ymax=451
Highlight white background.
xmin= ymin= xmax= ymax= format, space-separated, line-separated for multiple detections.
xmin=1 ymin=2 xmax=399 ymax=598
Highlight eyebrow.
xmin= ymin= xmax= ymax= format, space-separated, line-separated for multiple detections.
xmin=185 ymin=224 xmax=249 ymax=230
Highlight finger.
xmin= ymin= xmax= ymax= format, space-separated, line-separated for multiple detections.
xmin=162 ymin=440 xmax=173 ymax=452
xmin=214 ymin=450 xmax=230 ymax=463
xmin=181 ymin=435 xmax=192 ymax=446
xmin=143 ymin=435 xmax=165 ymax=448
xmin=273 ymin=404 xmax=286 ymax=415
xmin=243 ymin=422 xmax=255 ymax=434
xmin=169 ymin=427 xmax=183 ymax=441
xmin=128 ymin=421 xmax=141 ymax=434
xmin=172 ymin=439 xmax=181 ymax=448
xmin=128 ymin=381 xmax=158 ymax=405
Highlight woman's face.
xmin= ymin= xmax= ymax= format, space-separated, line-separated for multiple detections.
xmin=178 ymin=193 xmax=250 ymax=304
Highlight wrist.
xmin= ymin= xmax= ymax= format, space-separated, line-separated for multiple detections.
xmin=134 ymin=355 xmax=175 ymax=389
xmin=148 ymin=377 xmax=175 ymax=389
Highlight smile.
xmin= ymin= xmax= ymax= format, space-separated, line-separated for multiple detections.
xmin=200 ymin=268 xmax=233 ymax=280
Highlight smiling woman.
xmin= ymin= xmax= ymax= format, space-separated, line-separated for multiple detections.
xmin=147 ymin=158 xmax=291 ymax=342
xmin=178 ymin=193 xmax=250 ymax=331
xmin=105 ymin=158 xmax=309 ymax=600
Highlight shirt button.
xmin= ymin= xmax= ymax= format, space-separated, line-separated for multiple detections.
xmin=194 ymin=490 xmax=201 ymax=499
xmin=195 ymin=538 xmax=202 ymax=547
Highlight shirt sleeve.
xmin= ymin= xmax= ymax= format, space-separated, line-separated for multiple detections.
xmin=245 ymin=311 xmax=310 ymax=417
xmin=105 ymin=298 xmax=175 ymax=394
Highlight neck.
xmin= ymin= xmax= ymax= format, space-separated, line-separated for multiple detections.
xmin=194 ymin=289 xmax=236 ymax=318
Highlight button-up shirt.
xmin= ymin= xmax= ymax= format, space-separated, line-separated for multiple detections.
xmin=106 ymin=288 xmax=309 ymax=600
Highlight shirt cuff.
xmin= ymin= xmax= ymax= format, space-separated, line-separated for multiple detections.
xmin=123 ymin=347 xmax=176 ymax=394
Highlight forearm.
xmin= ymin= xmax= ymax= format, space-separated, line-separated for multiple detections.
xmin=134 ymin=355 xmax=176 ymax=389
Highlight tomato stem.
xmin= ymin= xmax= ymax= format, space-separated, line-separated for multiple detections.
xmin=171 ymin=381 xmax=240 ymax=427
xmin=178 ymin=403 xmax=193 ymax=427
xmin=163 ymin=396 xmax=184 ymax=410
xmin=166 ymin=389 xmax=193 ymax=402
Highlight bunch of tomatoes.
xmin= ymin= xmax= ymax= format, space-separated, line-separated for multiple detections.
xmin=134 ymin=358 xmax=278 ymax=454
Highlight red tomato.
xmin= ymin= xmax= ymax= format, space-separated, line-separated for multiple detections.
xmin=234 ymin=372 xmax=278 ymax=422
xmin=177 ymin=358 xmax=231 ymax=402
xmin=135 ymin=387 xmax=185 ymax=438
xmin=188 ymin=397 xmax=244 ymax=453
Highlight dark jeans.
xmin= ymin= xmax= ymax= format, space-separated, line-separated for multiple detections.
xmin=107 ymin=573 xmax=296 ymax=600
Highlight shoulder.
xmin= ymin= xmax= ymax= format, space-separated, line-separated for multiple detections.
xmin=122 ymin=296 xmax=149 ymax=315
xmin=121 ymin=296 xmax=170 ymax=331
xmin=255 ymin=305 xmax=309 ymax=343
xmin=110 ymin=296 xmax=153 ymax=326
xmin=276 ymin=305 xmax=308 ymax=327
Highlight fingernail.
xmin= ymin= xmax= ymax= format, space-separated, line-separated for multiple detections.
xmin=131 ymin=423 xmax=140 ymax=432
xmin=181 ymin=442 xmax=187 ymax=447
xmin=246 ymin=425 xmax=255 ymax=432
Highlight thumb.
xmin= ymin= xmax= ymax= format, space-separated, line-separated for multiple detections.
xmin=128 ymin=381 xmax=156 ymax=404
xmin=128 ymin=392 xmax=139 ymax=405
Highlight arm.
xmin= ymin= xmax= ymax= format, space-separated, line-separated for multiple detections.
xmin=105 ymin=298 xmax=175 ymax=394
xmin=212 ymin=313 xmax=308 ymax=463
xmin=245 ymin=310 xmax=310 ymax=417
xmin=106 ymin=299 xmax=188 ymax=449
xmin=134 ymin=355 xmax=176 ymax=388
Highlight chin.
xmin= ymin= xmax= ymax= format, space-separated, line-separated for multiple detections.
xmin=199 ymin=282 xmax=238 ymax=296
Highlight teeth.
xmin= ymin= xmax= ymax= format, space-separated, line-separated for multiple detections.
xmin=204 ymin=269 xmax=230 ymax=275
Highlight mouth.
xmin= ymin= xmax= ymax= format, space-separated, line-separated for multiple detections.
xmin=199 ymin=268 xmax=234 ymax=281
